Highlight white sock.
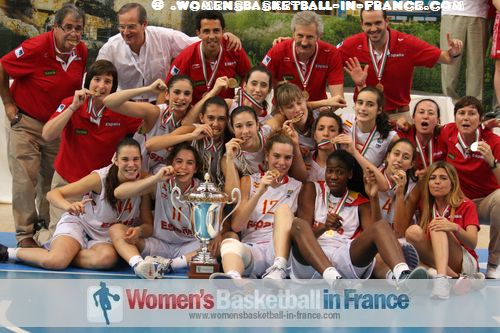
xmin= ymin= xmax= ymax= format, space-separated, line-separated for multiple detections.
xmin=171 ymin=255 xmax=187 ymax=271
xmin=273 ymin=257 xmax=287 ymax=269
xmin=393 ymin=262 xmax=410 ymax=281
xmin=7 ymin=248 xmax=18 ymax=261
xmin=226 ymin=270 xmax=242 ymax=279
xmin=129 ymin=255 xmax=143 ymax=268
xmin=323 ymin=266 xmax=342 ymax=280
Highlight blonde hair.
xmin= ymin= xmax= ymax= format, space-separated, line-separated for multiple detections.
xmin=420 ymin=161 xmax=464 ymax=231
xmin=273 ymin=82 xmax=307 ymax=115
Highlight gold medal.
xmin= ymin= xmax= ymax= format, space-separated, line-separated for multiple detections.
xmin=376 ymin=82 xmax=384 ymax=92
xmin=227 ymin=78 xmax=239 ymax=89
xmin=302 ymin=90 xmax=309 ymax=101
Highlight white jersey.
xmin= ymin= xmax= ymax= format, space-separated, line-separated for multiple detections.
xmin=378 ymin=170 xmax=417 ymax=224
xmin=241 ymin=173 xmax=302 ymax=244
xmin=305 ymin=151 xmax=326 ymax=182
xmin=133 ymin=104 xmax=181 ymax=173
xmin=231 ymin=125 xmax=272 ymax=176
xmin=153 ymin=178 xmax=200 ymax=244
xmin=342 ymin=113 xmax=397 ymax=167
xmin=229 ymin=99 xmax=272 ymax=125
xmin=312 ymin=181 xmax=368 ymax=248
xmin=80 ymin=165 xmax=141 ymax=235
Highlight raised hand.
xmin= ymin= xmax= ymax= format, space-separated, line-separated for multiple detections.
xmin=344 ymin=57 xmax=368 ymax=87
xmin=67 ymin=198 xmax=93 ymax=215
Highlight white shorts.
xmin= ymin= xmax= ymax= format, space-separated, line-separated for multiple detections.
xmin=242 ymin=242 xmax=276 ymax=278
xmin=141 ymin=237 xmax=200 ymax=259
xmin=290 ymin=239 xmax=375 ymax=279
xmin=461 ymin=247 xmax=478 ymax=275
xmin=48 ymin=214 xmax=110 ymax=250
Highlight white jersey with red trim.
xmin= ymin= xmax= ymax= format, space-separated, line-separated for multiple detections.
xmin=133 ymin=104 xmax=181 ymax=173
xmin=305 ymin=151 xmax=326 ymax=182
xmin=342 ymin=113 xmax=397 ymax=167
xmin=378 ymin=172 xmax=417 ymax=224
xmin=80 ymin=165 xmax=141 ymax=234
xmin=229 ymin=99 xmax=272 ymax=125
xmin=153 ymin=178 xmax=200 ymax=244
xmin=231 ymin=125 xmax=272 ymax=176
xmin=241 ymin=173 xmax=302 ymax=244
xmin=312 ymin=181 xmax=368 ymax=248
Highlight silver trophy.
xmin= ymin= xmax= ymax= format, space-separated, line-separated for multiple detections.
xmin=171 ymin=173 xmax=240 ymax=278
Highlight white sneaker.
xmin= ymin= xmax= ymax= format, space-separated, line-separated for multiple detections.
xmin=486 ymin=264 xmax=500 ymax=279
xmin=431 ymin=276 xmax=451 ymax=300
xmin=145 ymin=256 xmax=173 ymax=275
xmin=453 ymin=272 xmax=486 ymax=295
xmin=427 ymin=268 xmax=438 ymax=279
xmin=134 ymin=260 xmax=162 ymax=280
xmin=262 ymin=264 xmax=287 ymax=280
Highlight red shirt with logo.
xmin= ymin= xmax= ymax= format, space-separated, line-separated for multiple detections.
xmin=337 ymin=29 xmax=440 ymax=111
xmin=166 ymin=40 xmax=251 ymax=104
xmin=438 ymin=123 xmax=500 ymax=199
xmin=1 ymin=31 xmax=87 ymax=123
xmin=397 ymin=126 xmax=444 ymax=170
xmin=51 ymin=96 xmax=141 ymax=183
xmin=262 ymin=39 xmax=344 ymax=102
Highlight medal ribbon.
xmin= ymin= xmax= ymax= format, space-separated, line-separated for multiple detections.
xmin=415 ymin=134 xmax=433 ymax=169
xmin=325 ymin=187 xmax=349 ymax=216
xmin=292 ymin=41 xmax=319 ymax=91
xmin=161 ymin=106 xmax=181 ymax=129
xmin=352 ymin=121 xmax=377 ymax=156
xmin=368 ymin=33 xmax=390 ymax=84
xmin=88 ymin=97 xmax=105 ymax=125
xmin=200 ymin=43 xmax=223 ymax=90
xmin=457 ymin=129 xmax=479 ymax=157
xmin=237 ymin=89 xmax=264 ymax=112
xmin=432 ymin=203 xmax=451 ymax=219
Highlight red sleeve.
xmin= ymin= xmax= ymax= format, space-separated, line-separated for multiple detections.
xmin=0 ymin=38 xmax=41 ymax=78
xmin=436 ymin=123 xmax=452 ymax=157
xmin=49 ymin=96 xmax=75 ymax=120
xmin=126 ymin=117 xmax=142 ymax=133
xmin=261 ymin=44 xmax=281 ymax=82
xmin=326 ymin=47 xmax=344 ymax=86
xmin=166 ymin=50 xmax=190 ymax=82
xmin=407 ymin=34 xmax=441 ymax=68
xmin=459 ymin=200 xmax=479 ymax=231
xmin=236 ymin=49 xmax=251 ymax=78
xmin=336 ymin=38 xmax=354 ymax=64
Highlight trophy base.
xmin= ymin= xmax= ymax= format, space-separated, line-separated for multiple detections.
xmin=188 ymin=261 xmax=221 ymax=279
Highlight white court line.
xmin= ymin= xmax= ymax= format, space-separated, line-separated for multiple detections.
xmin=0 ymin=268 xmax=188 ymax=279
xmin=0 ymin=300 xmax=30 ymax=333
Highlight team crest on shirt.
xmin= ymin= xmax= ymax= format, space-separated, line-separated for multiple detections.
xmin=170 ymin=65 xmax=180 ymax=75
xmin=262 ymin=55 xmax=271 ymax=65
xmin=14 ymin=47 xmax=24 ymax=58
xmin=56 ymin=104 xmax=66 ymax=113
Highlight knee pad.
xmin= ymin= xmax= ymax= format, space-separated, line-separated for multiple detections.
xmin=220 ymin=238 xmax=252 ymax=268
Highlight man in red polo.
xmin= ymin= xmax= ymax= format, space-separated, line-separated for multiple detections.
xmin=262 ymin=11 xmax=344 ymax=108
xmin=0 ymin=4 xmax=87 ymax=247
xmin=339 ymin=9 xmax=463 ymax=122
xmin=166 ymin=10 xmax=251 ymax=104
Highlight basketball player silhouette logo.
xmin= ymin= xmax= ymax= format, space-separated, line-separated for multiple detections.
xmin=92 ymin=282 xmax=121 ymax=325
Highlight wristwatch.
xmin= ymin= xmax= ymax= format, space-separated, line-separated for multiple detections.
xmin=491 ymin=159 xmax=498 ymax=170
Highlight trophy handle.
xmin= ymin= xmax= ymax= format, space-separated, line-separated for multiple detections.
xmin=220 ymin=187 xmax=241 ymax=231
xmin=206 ymin=203 xmax=219 ymax=239
xmin=171 ymin=186 xmax=190 ymax=228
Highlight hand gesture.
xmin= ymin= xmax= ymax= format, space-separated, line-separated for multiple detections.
xmin=390 ymin=169 xmax=407 ymax=195
xmin=70 ymin=89 xmax=91 ymax=111
xmin=191 ymin=123 xmax=213 ymax=140
xmin=4 ymin=102 xmax=19 ymax=122
xmin=258 ymin=170 xmax=276 ymax=193
xmin=272 ymin=36 xmax=291 ymax=46
xmin=333 ymin=134 xmax=356 ymax=155
xmin=446 ymin=33 xmax=463 ymax=58
xmin=223 ymin=32 xmax=242 ymax=51
xmin=149 ymin=78 xmax=167 ymax=94
xmin=67 ymin=198 xmax=92 ymax=215
xmin=225 ymin=138 xmax=243 ymax=159
xmin=344 ymin=57 xmax=368 ymax=87
xmin=325 ymin=213 xmax=343 ymax=231
xmin=123 ymin=226 xmax=142 ymax=244
xmin=155 ymin=165 xmax=175 ymax=182
xmin=324 ymin=95 xmax=347 ymax=109
xmin=475 ymin=141 xmax=495 ymax=166
xmin=483 ymin=118 xmax=500 ymax=131
xmin=283 ymin=122 xmax=300 ymax=145
xmin=363 ymin=167 xmax=379 ymax=198
xmin=429 ymin=216 xmax=458 ymax=232
xmin=395 ymin=116 xmax=411 ymax=132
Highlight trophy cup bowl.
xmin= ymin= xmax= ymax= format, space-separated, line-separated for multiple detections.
xmin=171 ymin=173 xmax=240 ymax=278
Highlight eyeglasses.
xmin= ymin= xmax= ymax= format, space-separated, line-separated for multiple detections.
xmin=59 ymin=25 xmax=84 ymax=34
